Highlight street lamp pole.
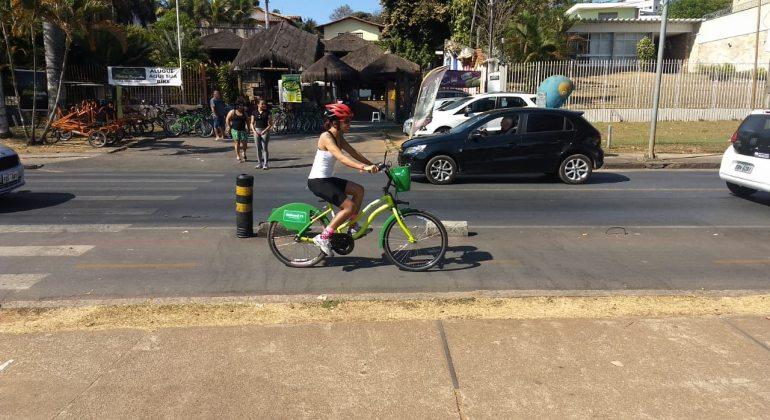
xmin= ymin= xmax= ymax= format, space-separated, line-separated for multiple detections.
xmin=487 ymin=0 xmax=494 ymax=93
xmin=175 ymin=0 xmax=185 ymax=103
xmin=647 ymin=0 xmax=670 ymax=160
xmin=264 ymin=0 xmax=270 ymax=29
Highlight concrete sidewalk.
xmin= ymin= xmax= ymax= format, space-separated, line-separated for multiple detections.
xmin=2 ymin=316 xmax=768 ymax=418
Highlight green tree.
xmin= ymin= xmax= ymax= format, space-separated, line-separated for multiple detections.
xmin=669 ymin=0 xmax=731 ymax=19
xmin=329 ymin=4 xmax=353 ymax=21
xmin=149 ymin=11 xmax=207 ymax=66
xmin=300 ymin=18 xmax=319 ymax=35
xmin=381 ymin=0 xmax=452 ymax=69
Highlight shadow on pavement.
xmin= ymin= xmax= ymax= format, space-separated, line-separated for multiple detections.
xmin=323 ymin=245 xmax=492 ymax=272
xmin=0 ymin=191 xmax=75 ymax=213
xmin=739 ymin=192 xmax=770 ymax=206
xmin=415 ymin=172 xmax=630 ymax=185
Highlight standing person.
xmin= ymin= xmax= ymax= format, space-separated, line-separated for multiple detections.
xmin=210 ymin=90 xmax=226 ymax=141
xmin=306 ymin=106 xmax=378 ymax=256
xmin=226 ymin=101 xmax=249 ymax=162
xmin=251 ymin=100 xmax=273 ymax=170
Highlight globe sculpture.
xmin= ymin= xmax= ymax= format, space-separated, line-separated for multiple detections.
xmin=537 ymin=75 xmax=575 ymax=108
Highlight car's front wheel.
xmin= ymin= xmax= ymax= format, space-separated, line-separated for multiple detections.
xmin=425 ymin=155 xmax=457 ymax=185
xmin=558 ymin=154 xmax=592 ymax=184
xmin=726 ymin=181 xmax=757 ymax=197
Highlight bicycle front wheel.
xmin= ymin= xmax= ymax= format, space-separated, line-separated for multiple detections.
xmin=267 ymin=221 xmax=326 ymax=268
xmin=383 ymin=210 xmax=447 ymax=271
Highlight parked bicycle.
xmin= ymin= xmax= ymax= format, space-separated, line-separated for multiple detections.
xmin=165 ymin=107 xmax=214 ymax=138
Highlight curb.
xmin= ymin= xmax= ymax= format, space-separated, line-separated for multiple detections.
xmin=604 ymin=162 xmax=720 ymax=170
xmin=2 ymin=289 xmax=768 ymax=309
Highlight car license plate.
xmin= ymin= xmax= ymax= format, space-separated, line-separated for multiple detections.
xmin=2 ymin=171 xmax=19 ymax=184
xmin=734 ymin=162 xmax=754 ymax=174
xmin=755 ymin=152 xmax=770 ymax=159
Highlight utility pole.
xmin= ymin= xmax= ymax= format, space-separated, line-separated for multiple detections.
xmin=264 ymin=0 xmax=270 ymax=29
xmin=486 ymin=0 xmax=494 ymax=93
xmin=469 ymin=0 xmax=479 ymax=47
xmin=751 ymin=0 xmax=762 ymax=108
xmin=647 ymin=0 xmax=670 ymax=160
xmin=175 ymin=0 xmax=185 ymax=103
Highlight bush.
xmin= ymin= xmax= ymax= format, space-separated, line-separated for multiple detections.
xmin=698 ymin=63 xmax=736 ymax=81
xmin=636 ymin=37 xmax=655 ymax=62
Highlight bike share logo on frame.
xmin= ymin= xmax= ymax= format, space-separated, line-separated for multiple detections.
xmin=283 ymin=210 xmax=308 ymax=223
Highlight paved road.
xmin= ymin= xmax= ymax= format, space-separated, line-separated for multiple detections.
xmin=1 ymin=136 xmax=769 ymax=303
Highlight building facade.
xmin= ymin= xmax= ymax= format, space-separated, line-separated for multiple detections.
xmin=317 ymin=16 xmax=383 ymax=41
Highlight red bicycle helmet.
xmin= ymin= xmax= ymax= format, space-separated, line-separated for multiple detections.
xmin=324 ymin=103 xmax=353 ymax=120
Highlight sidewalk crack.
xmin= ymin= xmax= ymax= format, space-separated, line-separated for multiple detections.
xmin=50 ymin=334 xmax=143 ymax=419
xmin=721 ymin=318 xmax=770 ymax=353
xmin=436 ymin=320 xmax=466 ymax=420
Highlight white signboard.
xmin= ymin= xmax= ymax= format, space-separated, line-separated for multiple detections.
xmin=536 ymin=91 xmax=547 ymax=107
xmin=108 ymin=67 xmax=182 ymax=86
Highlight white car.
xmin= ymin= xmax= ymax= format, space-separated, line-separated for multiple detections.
xmin=402 ymin=90 xmax=470 ymax=134
xmin=413 ymin=92 xmax=537 ymax=136
xmin=0 ymin=144 xmax=25 ymax=195
xmin=719 ymin=110 xmax=770 ymax=197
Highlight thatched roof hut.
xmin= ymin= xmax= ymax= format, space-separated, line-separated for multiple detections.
xmin=200 ymin=31 xmax=244 ymax=51
xmin=233 ymin=22 xmax=322 ymax=70
xmin=322 ymin=33 xmax=373 ymax=55
xmin=301 ymin=53 xmax=358 ymax=82
xmin=360 ymin=53 xmax=421 ymax=80
xmin=340 ymin=43 xmax=386 ymax=72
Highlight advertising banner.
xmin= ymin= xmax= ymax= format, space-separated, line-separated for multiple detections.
xmin=108 ymin=67 xmax=182 ymax=86
xmin=440 ymin=70 xmax=481 ymax=89
xmin=7 ymin=69 xmax=48 ymax=110
xmin=410 ymin=66 xmax=449 ymax=138
xmin=280 ymin=74 xmax=302 ymax=103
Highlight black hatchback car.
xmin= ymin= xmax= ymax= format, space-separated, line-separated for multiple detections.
xmin=398 ymin=108 xmax=604 ymax=185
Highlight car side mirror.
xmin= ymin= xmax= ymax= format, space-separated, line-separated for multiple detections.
xmin=469 ymin=129 xmax=482 ymax=141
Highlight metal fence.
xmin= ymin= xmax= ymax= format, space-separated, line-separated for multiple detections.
xmin=506 ymin=60 xmax=770 ymax=111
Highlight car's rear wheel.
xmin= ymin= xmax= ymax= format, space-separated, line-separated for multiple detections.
xmin=726 ymin=181 xmax=757 ymax=197
xmin=425 ymin=155 xmax=457 ymax=185
xmin=558 ymin=154 xmax=592 ymax=184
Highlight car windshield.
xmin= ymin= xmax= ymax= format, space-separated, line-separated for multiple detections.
xmin=439 ymin=97 xmax=472 ymax=111
xmin=449 ymin=113 xmax=488 ymax=133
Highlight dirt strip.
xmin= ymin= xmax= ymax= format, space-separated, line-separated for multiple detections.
xmin=1 ymin=294 xmax=768 ymax=334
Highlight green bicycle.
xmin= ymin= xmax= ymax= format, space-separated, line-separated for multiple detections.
xmin=266 ymin=163 xmax=448 ymax=271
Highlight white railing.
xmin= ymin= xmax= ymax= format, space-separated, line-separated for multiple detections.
xmin=506 ymin=60 xmax=770 ymax=111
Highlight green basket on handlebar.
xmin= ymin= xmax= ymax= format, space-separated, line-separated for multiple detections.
xmin=390 ymin=166 xmax=411 ymax=192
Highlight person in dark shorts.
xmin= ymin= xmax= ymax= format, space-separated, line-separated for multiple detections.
xmin=210 ymin=90 xmax=226 ymax=141
xmin=307 ymin=105 xmax=378 ymax=256
xmin=226 ymin=101 xmax=249 ymax=162
xmin=251 ymin=100 xmax=273 ymax=170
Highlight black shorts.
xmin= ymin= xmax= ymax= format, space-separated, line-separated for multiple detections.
xmin=307 ymin=177 xmax=349 ymax=207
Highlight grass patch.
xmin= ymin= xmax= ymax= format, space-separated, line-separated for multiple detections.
xmin=599 ymin=120 xmax=739 ymax=154
xmin=1 ymin=294 xmax=768 ymax=334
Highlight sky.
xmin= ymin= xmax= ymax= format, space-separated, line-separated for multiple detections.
xmin=266 ymin=0 xmax=382 ymax=24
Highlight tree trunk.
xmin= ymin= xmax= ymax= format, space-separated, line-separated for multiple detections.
xmin=43 ymin=38 xmax=70 ymax=135
xmin=43 ymin=21 xmax=66 ymax=116
xmin=0 ymin=72 xmax=10 ymax=138
xmin=0 ymin=19 xmax=29 ymax=140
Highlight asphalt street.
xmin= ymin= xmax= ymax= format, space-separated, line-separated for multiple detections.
xmin=1 ymin=135 xmax=769 ymax=303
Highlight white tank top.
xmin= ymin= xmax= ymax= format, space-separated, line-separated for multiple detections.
xmin=308 ymin=149 xmax=336 ymax=179
xmin=309 ymin=131 xmax=340 ymax=179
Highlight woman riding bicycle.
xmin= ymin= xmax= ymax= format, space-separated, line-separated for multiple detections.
xmin=308 ymin=104 xmax=378 ymax=255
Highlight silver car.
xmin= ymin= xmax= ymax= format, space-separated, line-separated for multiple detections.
xmin=0 ymin=144 xmax=25 ymax=195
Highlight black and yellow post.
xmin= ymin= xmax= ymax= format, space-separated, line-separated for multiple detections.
xmin=236 ymin=174 xmax=254 ymax=238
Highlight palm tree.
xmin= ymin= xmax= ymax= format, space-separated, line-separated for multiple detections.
xmin=0 ymin=73 xmax=10 ymax=139
xmin=10 ymin=0 xmax=42 ymax=144
xmin=40 ymin=0 xmax=126 ymax=134
xmin=506 ymin=11 xmax=571 ymax=63
xmin=228 ymin=0 xmax=257 ymax=25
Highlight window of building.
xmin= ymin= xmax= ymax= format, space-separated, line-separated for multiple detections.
xmin=588 ymin=33 xmax=613 ymax=59
xmin=598 ymin=12 xmax=619 ymax=19
xmin=338 ymin=32 xmax=364 ymax=38
xmin=613 ymin=33 xmax=645 ymax=59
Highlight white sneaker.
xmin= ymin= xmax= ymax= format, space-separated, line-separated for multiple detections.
xmin=349 ymin=223 xmax=371 ymax=236
xmin=312 ymin=234 xmax=333 ymax=256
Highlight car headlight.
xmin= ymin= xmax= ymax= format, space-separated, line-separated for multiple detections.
xmin=403 ymin=145 xmax=427 ymax=155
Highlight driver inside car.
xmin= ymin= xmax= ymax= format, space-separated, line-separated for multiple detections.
xmin=480 ymin=116 xmax=516 ymax=136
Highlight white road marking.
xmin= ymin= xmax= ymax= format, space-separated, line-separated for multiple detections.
xmin=415 ymin=187 xmax=725 ymax=192
xmin=472 ymin=225 xmax=770 ymax=229
xmin=0 ymin=224 xmax=130 ymax=233
xmin=74 ymin=196 xmax=181 ymax=201
xmin=0 ymin=360 xmax=14 ymax=372
xmin=35 ymin=179 xmax=214 ymax=183
xmin=30 ymin=186 xmax=198 ymax=191
xmin=0 ymin=274 xmax=48 ymax=289
xmin=58 ymin=209 xmax=157 ymax=215
xmin=0 ymin=246 xmax=94 ymax=257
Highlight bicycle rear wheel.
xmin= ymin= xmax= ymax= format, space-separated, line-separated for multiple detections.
xmin=267 ymin=221 xmax=326 ymax=268
xmin=383 ymin=210 xmax=447 ymax=271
